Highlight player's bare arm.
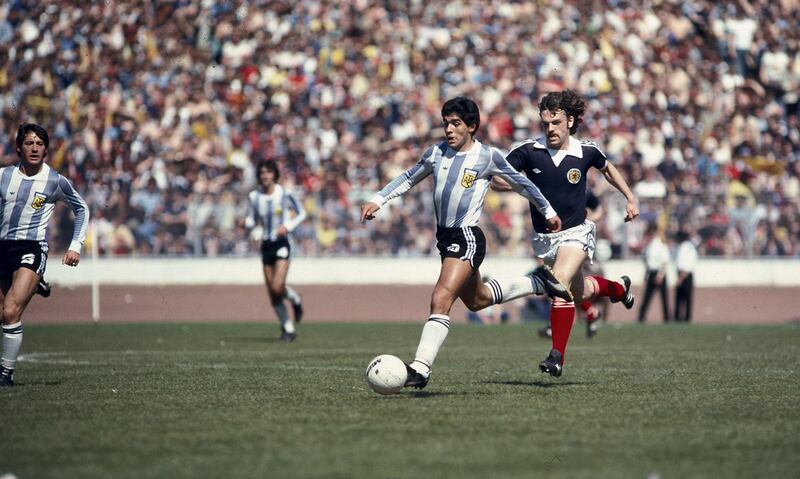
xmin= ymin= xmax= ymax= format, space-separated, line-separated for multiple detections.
xmin=360 ymin=202 xmax=380 ymax=222
xmin=490 ymin=177 xmax=512 ymax=192
xmin=490 ymin=176 xmax=562 ymax=232
xmin=601 ymin=163 xmax=639 ymax=222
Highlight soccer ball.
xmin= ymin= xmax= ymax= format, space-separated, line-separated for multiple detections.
xmin=365 ymin=354 xmax=407 ymax=395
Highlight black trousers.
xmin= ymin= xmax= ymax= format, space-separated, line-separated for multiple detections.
xmin=638 ymin=270 xmax=670 ymax=323
xmin=674 ymin=273 xmax=694 ymax=322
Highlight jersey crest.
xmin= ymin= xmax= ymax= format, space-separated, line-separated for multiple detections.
xmin=460 ymin=168 xmax=478 ymax=188
xmin=31 ymin=192 xmax=47 ymax=209
xmin=567 ymin=168 xmax=581 ymax=184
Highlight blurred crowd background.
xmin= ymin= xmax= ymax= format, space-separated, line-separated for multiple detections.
xmin=1 ymin=0 xmax=798 ymax=259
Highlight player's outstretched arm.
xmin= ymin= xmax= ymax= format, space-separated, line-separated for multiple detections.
xmin=489 ymin=150 xmax=561 ymax=232
xmin=602 ymin=163 xmax=639 ymax=222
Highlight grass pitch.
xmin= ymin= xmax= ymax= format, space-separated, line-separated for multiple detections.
xmin=4 ymin=321 xmax=799 ymax=479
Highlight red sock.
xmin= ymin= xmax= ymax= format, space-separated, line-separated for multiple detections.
xmin=580 ymin=299 xmax=595 ymax=322
xmin=550 ymin=301 xmax=576 ymax=359
xmin=587 ymin=276 xmax=625 ymax=301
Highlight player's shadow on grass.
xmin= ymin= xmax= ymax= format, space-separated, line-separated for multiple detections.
xmin=407 ymin=391 xmax=463 ymax=398
xmin=15 ymin=380 xmax=62 ymax=387
xmin=486 ymin=380 xmax=590 ymax=388
xmin=222 ymin=336 xmax=284 ymax=344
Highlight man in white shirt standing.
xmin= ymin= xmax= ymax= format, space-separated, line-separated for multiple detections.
xmin=638 ymin=222 xmax=671 ymax=323
xmin=674 ymin=229 xmax=698 ymax=323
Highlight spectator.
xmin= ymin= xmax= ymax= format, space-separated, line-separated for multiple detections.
xmin=0 ymin=1 xmax=797 ymax=259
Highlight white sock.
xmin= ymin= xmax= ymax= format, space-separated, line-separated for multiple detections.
xmin=273 ymin=302 xmax=295 ymax=333
xmin=285 ymin=286 xmax=301 ymax=305
xmin=2 ymin=322 xmax=24 ymax=370
xmin=412 ymin=315 xmax=450 ymax=377
xmin=486 ymin=274 xmax=543 ymax=304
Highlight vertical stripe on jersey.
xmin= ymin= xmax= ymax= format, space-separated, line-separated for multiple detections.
xmin=8 ymin=178 xmax=33 ymax=238
xmin=26 ymin=167 xmax=59 ymax=240
xmin=0 ymin=168 xmax=12 ymax=229
xmin=452 ymin=146 xmax=488 ymax=226
xmin=265 ymin=198 xmax=274 ymax=238
xmin=437 ymin=153 xmax=466 ymax=226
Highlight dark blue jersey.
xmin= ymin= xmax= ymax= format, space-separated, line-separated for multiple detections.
xmin=506 ymin=137 xmax=607 ymax=232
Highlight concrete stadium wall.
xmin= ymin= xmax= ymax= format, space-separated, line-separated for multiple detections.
xmin=27 ymin=257 xmax=800 ymax=325
xmin=44 ymin=256 xmax=800 ymax=288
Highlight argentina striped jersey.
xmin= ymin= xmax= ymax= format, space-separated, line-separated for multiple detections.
xmin=246 ymin=184 xmax=307 ymax=241
xmin=369 ymin=140 xmax=556 ymax=228
xmin=0 ymin=164 xmax=89 ymax=253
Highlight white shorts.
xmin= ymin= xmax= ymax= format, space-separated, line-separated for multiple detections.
xmin=531 ymin=220 xmax=596 ymax=264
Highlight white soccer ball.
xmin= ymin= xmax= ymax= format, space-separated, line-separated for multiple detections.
xmin=365 ymin=354 xmax=407 ymax=395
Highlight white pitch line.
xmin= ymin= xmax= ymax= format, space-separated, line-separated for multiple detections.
xmin=18 ymin=351 xmax=358 ymax=371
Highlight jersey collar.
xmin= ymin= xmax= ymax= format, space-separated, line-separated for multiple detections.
xmin=532 ymin=136 xmax=583 ymax=159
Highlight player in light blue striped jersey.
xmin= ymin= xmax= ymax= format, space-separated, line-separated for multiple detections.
xmin=0 ymin=123 xmax=89 ymax=386
xmin=246 ymin=160 xmax=307 ymax=341
xmin=360 ymin=97 xmax=572 ymax=390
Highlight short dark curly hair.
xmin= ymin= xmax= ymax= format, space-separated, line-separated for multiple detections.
xmin=441 ymin=96 xmax=481 ymax=134
xmin=16 ymin=123 xmax=50 ymax=153
xmin=538 ymin=89 xmax=586 ymax=135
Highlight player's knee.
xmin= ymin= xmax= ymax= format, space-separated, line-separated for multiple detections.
xmin=430 ymin=289 xmax=456 ymax=312
xmin=1 ymin=305 xmax=21 ymax=324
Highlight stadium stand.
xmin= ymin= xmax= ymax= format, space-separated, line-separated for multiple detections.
xmin=1 ymin=1 xmax=798 ymax=258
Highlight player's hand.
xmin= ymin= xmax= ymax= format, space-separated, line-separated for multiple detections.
xmin=360 ymin=202 xmax=380 ymax=222
xmin=624 ymin=200 xmax=640 ymax=222
xmin=546 ymin=215 xmax=562 ymax=233
xmin=490 ymin=177 xmax=512 ymax=192
xmin=63 ymin=250 xmax=81 ymax=267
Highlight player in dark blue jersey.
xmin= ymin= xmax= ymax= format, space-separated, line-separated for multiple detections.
xmin=498 ymin=89 xmax=639 ymax=377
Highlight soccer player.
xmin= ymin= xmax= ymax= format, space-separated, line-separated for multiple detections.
xmin=0 ymin=123 xmax=89 ymax=386
xmin=360 ymin=96 xmax=571 ymax=389
xmin=499 ymin=89 xmax=639 ymax=377
xmin=537 ymin=186 xmax=608 ymax=339
xmin=246 ymin=160 xmax=306 ymax=341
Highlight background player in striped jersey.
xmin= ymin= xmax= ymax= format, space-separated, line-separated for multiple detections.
xmin=497 ymin=89 xmax=639 ymax=377
xmin=246 ymin=160 xmax=307 ymax=342
xmin=360 ymin=96 xmax=571 ymax=390
xmin=0 ymin=123 xmax=89 ymax=386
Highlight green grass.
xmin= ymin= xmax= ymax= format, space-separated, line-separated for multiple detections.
xmin=4 ymin=322 xmax=799 ymax=479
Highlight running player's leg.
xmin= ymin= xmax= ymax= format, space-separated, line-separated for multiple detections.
xmin=466 ymin=268 xmax=571 ymax=311
xmin=407 ymin=257 xmax=473 ymax=383
xmin=264 ymin=261 xmax=295 ymax=340
xmin=285 ymin=284 xmax=303 ymax=323
xmin=1 ymin=268 xmax=38 ymax=386
xmin=539 ymin=247 xmax=585 ymax=376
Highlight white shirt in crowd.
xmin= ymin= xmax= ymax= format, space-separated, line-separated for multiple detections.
xmin=644 ymin=236 xmax=671 ymax=271
xmin=675 ymin=240 xmax=699 ymax=273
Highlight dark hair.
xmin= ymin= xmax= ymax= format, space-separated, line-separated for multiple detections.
xmin=441 ymin=96 xmax=480 ymax=134
xmin=538 ymin=89 xmax=585 ymax=134
xmin=16 ymin=123 xmax=50 ymax=153
xmin=257 ymin=160 xmax=280 ymax=182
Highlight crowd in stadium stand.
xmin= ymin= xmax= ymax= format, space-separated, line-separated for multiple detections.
xmin=1 ymin=0 xmax=798 ymax=258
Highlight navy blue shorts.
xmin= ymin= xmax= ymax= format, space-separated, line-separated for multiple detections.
xmin=435 ymin=226 xmax=486 ymax=270
xmin=0 ymin=240 xmax=48 ymax=280
xmin=260 ymin=237 xmax=291 ymax=265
